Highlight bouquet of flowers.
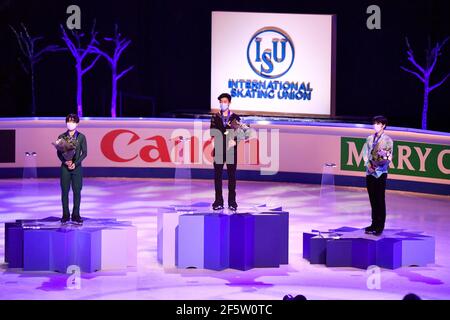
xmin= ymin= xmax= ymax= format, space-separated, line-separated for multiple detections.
xmin=52 ymin=136 xmax=78 ymax=161
xmin=226 ymin=118 xmax=251 ymax=141
xmin=369 ymin=144 xmax=392 ymax=172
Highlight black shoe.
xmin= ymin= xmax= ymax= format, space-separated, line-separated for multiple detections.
xmin=228 ymin=203 xmax=238 ymax=211
xmin=60 ymin=217 xmax=70 ymax=224
xmin=373 ymin=228 xmax=383 ymax=236
xmin=71 ymin=216 xmax=83 ymax=225
xmin=212 ymin=202 xmax=224 ymax=210
xmin=364 ymin=225 xmax=375 ymax=233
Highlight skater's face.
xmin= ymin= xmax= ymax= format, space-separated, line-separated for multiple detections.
xmin=66 ymin=119 xmax=78 ymax=131
xmin=219 ymin=97 xmax=230 ymax=112
xmin=373 ymin=122 xmax=385 ymax=133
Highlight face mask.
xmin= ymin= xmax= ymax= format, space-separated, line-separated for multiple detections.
xmin=220 ymin=103 xmax=229 ymax=112
xmin=67 ymin=123 xmax=77 ymax=131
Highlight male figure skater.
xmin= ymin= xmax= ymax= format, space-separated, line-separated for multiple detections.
xmin=210 ymin=93 xmax=240 ymax=211
xmin=57 ymin=114 xmax=87 ymax=224
xmin=363 ymin=115 xmax=394 ymax=236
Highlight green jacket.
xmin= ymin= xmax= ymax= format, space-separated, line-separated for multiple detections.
xmin=57 ymin=131 xmax=88 ymax=167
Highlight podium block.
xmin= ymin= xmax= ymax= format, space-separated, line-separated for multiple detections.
xmin=157 ymin=211 xmax=185 ymax=267
xmin=52 ymin=229 xmax=78 ymax=273
xmin=326 ymin=239 xmax=352 ymax=267
xmin=177 ymin=214 xmax=205 ymax=268
xmin=23 ymin=229 xmax=52 ymax=271
xmin=259 ymin=211 xmax=289 ymax=264
xmin=4 ymin=217 xmax=135 ymax=273
xmin=156 ymin=205 xmax=290 ymax=271
xmin=302 ymin=232 xmax=317 ymax=260
xmin=401 ymin=236 xmax=435 ymax=267
xmin=303 ymin=227 xmax=435 ymax=270
xmin=101 ymin=228 xmax=128 ymax=270
xmin=204 ymin=214 xmax=230 ymax=270
xmin=229 ymin=214 xmax=255 ymax=271
xmin=5 ymin=223 xmax=23 ymax=268
xmin=351 ymin=238 xmax=377 ymax=269
xmin=376 ymin=238 xmax=402 ymax=269
xmin=124 ymin=225 xmax=138 ymax=267
xmin=253 ymin=213 xmax=283 ymax=267
xmin=309 ymin=237 xmax=328 ymax=264
xmin=77 ymin=228 xmax=102 ymax=273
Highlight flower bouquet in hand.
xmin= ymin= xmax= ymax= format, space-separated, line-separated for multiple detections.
xmin=52 ymin=136 xmax=78 ymax=161
xmin=226 ymin=118 xmax=251 ymax=141
xmin=224 ymin=118 xmax=251 ymax=149
xmin=369 ymin=145 xmax=392 ymax=173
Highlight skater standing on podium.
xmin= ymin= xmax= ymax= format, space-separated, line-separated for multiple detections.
xmin=54 ymin=114 xmax=87 ymax=224
xmin=363 ymin=115 xmax=394 ymax=236
xmin=210 ymin=93 xmax=240 ymax=211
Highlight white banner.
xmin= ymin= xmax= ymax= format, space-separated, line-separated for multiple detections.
xmin=211 ymin=11 xmax=336 ymax=116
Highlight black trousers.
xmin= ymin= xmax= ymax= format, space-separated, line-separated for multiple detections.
xmin=214 ymin=162 xmax=237 ymax=205
xmin=366 ymin=173 xmax=387 ymax=230
xmin=60 ymin=165 xmax=83 ymax=219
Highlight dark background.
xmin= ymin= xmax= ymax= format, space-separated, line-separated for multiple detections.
xmin=0 ymin=0 xmax=449 ymax=131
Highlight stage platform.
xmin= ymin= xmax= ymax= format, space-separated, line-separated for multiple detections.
xmin=5 ymin=217 xmax=137 ymax=273
xmin=1 ymin=177 xmax=449 ymax=300
xmin=157 ymin=204 xmax=288 ymax=270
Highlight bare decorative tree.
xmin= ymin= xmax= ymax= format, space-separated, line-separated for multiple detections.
xmin=401 ymin=37 xmax=449 ymax=130
xmin=61 ymin=22 xmax=101 ymax=117
xmin=89 ymin=24 xmax=133 ymax=117
xmin=10 ymin=23 xmax=65 ymax=116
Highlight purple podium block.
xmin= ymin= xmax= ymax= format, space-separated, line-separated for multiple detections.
xmin=51 ymin=228 xmax=102 ymax=273
xmin=351 ymin=238 xmax=377 ymax=269
xmin=302 ymin=232 xmax=317 ymax=260
xmin=309 ymin=237 xmax=328 ymax=264
xmin=23 ymin=229 xmax=53 ymax=271
xmin=260 ymin=211 xmax=289 ymax=264
xmin=4 ymin=217 xmax=134 ymax=273
xmin=401 ymin=236 xmax=435 ymax=267
xmin=304 ymin=227 xmax=435 ymax=269
xmin=204 ymin=214 xmax=230 ymax=270
xmin=5 ymin=223 xmax=24 ymax=268
xmin=376 ymin=238 xmax=402 ymax=269
xmin=77 ymin=228 xmax=102 ymax=272
xmin=177 ymin=214 xmax=205 ymax=268
xmin=326 ymin=239 xmax=353 ymax=267
xmin=253 ymin=213 xmax=284 ymax=268
xmin=156 ymin=204 xmax=289 ymax=271
xmin=52 ymin=229 xmax=77 ymax=273
xmin=229 ymin=214 xmax=255 ymax=271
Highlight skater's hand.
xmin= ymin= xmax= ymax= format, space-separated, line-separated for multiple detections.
xmin=65 ymin=160 xmax=73 ymax=166
xmin=68 ymin=163 xmax=76 ymax=170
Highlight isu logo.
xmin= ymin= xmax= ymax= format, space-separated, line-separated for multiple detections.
xmin=247 ymin=27 xmax=295 ymax=79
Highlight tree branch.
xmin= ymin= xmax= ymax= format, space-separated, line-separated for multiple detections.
xmin=430 ymin=73 xmax=450 ymax=91
xmin=9 ymin=26 xmax=29 ymax=57
xmin=35 ymin=45 xmax=65 ymax=59
xmin=116 ymin=65 xmax=134 ymax=80
xmin=429 ymin=37 xmax=449 ymax=74
xmin=400 ymin=66 xmax=425 ymax=82
xmin=88 ymin=45 xmax=114 ymax=65
xmin=116 ymin=40 xmax=131 ymax=59
xmin=61 ymin=25 xmax=78 ymax=57
xmin=81 ymin=54 xmax=101 ymax=75
xmin=405 ymin=37 xmax=425 ymax=74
